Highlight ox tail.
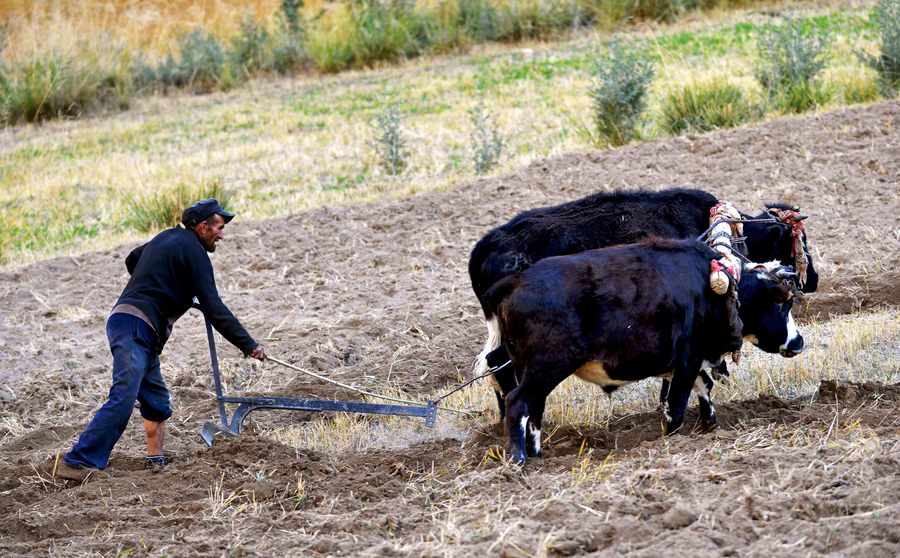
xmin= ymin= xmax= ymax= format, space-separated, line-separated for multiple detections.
xmin=471 ymin=278 xmax=518 ymax=386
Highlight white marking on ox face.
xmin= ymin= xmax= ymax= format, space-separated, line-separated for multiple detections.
xmin=476 ymin=316 xmax=502 ymax=388
xmin=574 ymin=361 xmax=633 ymax=388
xmin=780 ymin=311 xmax=800 ymax=353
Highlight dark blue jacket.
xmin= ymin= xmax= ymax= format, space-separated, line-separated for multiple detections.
xmin=116 ymin=226 xmax=258 ymax=354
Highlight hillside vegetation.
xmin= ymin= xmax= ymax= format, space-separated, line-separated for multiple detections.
xmin=0 ymin=0 xmax=894 ymax=267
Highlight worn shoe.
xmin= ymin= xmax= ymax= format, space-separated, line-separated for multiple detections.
xmin=145 ymin=454 xmax=174 ymax=471
xmin=55 ymin=461 xmax=102 ymax=482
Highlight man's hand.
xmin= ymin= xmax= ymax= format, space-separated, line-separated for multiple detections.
xmin=249 ymin=345 xmax=267 ymax=361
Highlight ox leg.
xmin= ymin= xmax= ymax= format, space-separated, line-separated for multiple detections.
xmin=710 ymin=360 xmax=729 ymax=381
xmin=663 ymin=364 xmax=699 ymax=435
xmin=504 ymin=360 xmax=572 ymax=465
xmin=526 ymin=398 xmax=546 ymax=458
xmin=659 ymin=379 xmax=670 ymax=407
xmin=693 ymin=373 xmax=717 ymax=431
xmin=486 ymin=344 xmax=516 ymax=426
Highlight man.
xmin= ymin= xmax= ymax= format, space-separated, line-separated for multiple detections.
xmin=56 ymin=199 xmax=267 ymax=482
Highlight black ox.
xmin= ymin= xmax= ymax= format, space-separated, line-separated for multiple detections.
xmin=483 ymin=238 xmax=803 ymax=464
xmin=469 ymin=187 xmax=817 ymax=416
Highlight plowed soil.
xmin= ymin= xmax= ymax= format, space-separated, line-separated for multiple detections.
xmin=1 ymin=101 xmax=898 ymax=556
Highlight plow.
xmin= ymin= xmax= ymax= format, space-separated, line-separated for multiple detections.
xmin=196 ymin=307 xmax=444 ymax=446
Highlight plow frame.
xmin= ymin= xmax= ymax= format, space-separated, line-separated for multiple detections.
xmin=196 ymin=309 xmax=437 ymax=446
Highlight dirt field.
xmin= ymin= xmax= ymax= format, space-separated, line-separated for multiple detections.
xmin=1 ymin=101 xmax=898 ymax=556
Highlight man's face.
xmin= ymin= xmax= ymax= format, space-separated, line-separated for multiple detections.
xmin=196 ymin=214 xmax=226 ymax=253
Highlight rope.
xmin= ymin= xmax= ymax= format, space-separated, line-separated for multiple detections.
xmin=267 ymin=356 xmax=477 ymax=416
xmin=432 ymin=369 xmax=499 ymax=404
xmin=695 ymin=217 xmax=786 ymax=242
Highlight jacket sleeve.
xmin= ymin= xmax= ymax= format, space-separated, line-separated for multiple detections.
xmin=125 ymin=243 xmax=146 ymax=275
xmin=190 ymin=255 xmax=259 ymax=355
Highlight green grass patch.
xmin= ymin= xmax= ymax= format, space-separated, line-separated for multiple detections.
xmin=661 ymin=79 xmax=757 ymax=134
xmin=127 ymin=179 xmax=233 ymax=233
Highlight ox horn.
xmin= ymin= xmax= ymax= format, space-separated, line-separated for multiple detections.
xmin=795 ymin=213 xmax=808 ymax=221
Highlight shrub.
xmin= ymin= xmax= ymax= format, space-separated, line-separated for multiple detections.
xmin=128 ymin=179 xmax=232 ymax=233
xmin=371 ymin=104 xmax=409 ymax=176
xmin=661 ymin=79 xmax=756 ymax=134
xmin=175 ymin=30 xmax=233 ymax=90
xmin=469 ymin=99 xmax=505 ymax=174
xmin=0 ymin=38 xmax=134 ymax=124
xmin=829 ymin=67 xmax=880 ymax=105
xmin=860 ymin=0 xmax=900 ymax=96
xmin=772 ymin=80 xmax=832 ymax=114
xmin=458 ymin=0 xmax=501 ymax=43
xmin=755 ymin=17 xmax=831 ymax=112
xmin=136 ymin=30 xmax=238 ymax=92
xmin=272 ymin=0 xmax=309 ymax=73
xmin=630 ymin=0 xmax=685 ymax=23
xmin=492 ymin=0 xmax=585 ymax=42
xmin=308 ymin=1 xmax=416 ymax=72
xmin=588 ymin=39 xmax=655 ymax=147
xmin=230 ymin=14 xmax=273 ymax=75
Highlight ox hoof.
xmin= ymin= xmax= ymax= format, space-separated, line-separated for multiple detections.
xmin=699 ymin=419 xmax=718 ymax=433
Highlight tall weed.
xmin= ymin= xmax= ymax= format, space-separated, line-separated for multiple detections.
xmin=470 ymin=99 xmax=504 ymax=174
xmin=371 ymin=104 xmax=409 ymax=176
xmin=588 ymin=39 xmax=654 ymax=147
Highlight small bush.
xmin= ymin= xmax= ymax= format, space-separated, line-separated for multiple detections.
xmin=0 ymin=39 xmax=134 ymax=124
xmin=469 ymin=99 xmax=505 ymax=174
xmin=860 ymin=0 xmax=900 ymax=96
xmin=230 ymin=14 xmax=273 ymax=75
xmin=755 ymin=16 xmax=831 ymax=113
xmin=308 ymin=1 xmax=416 ymax=72
xmin=134 ymin=30 xmax=235 ymax=92
xmin=175 ymin=30 xmax=233 ymax=90
xmin=661 ymin=79 xmax=756 ymax=134
xmin=371 ymin=104 xmax=409 ymax=176
xmin=458 ymin=0 xmax=501 ymax=43
xmin=771 ymin=80 xmax=832 ymax=114
xmin=128 ymin=179 xmax=232 ymax=233
xmin=829 ymin=67 xmax=880 ymax=105
xmin=272 ymin=0 xmax=309 ymax=73
xmin=588 ymin=39 xmax=655 ymax=147
xmin=492 ymin=0 xmax=585 ymax=42
xmin=630 ymin=0 xmax=685 ymax=23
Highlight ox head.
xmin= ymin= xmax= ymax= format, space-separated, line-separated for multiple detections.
xmin=743 ymin=203 xmax=818 ymax=293
xmin=738 ymin=262 xmax=804 ymax=357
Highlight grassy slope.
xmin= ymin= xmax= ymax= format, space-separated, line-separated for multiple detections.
xmin=0 ymin=2 xmax=882 ymax=266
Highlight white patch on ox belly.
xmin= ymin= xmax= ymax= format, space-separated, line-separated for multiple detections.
xmin=779 ymin=312 xmax=800 ymax=351
xmin=475 ymin=316 xmax=501 ymax=388
xmin=574 ymin=361 xmax=632 ymax=388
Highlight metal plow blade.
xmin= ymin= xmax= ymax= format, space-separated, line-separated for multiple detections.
xmin=199 ymin=420 xmax=239 ymax=447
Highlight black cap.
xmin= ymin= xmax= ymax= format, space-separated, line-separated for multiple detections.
xmin=181 ymin=198 xmax=235 ymax=227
